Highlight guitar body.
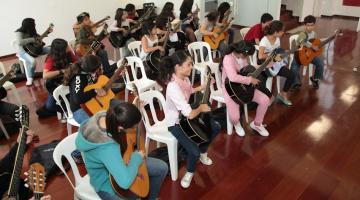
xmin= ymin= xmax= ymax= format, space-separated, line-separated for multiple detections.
xmin=297 ymin=38 xmax=323 ymax=66
xmin=75 ymin=44 xmax=91 ymax=58
xmin=146 ymin=50 xmax=162 ymax=72
xmin=110 ymin=130 xmax=149 ymax=198
xmin=179 ymin=113 xmax=211 ymax=145
xmin=224 ymin=65 xmax=257 ymax=104
xmin=83 ymin=75 xmax=115 ymax=115
xmin=23 ymin=42 xmax=45 ymax=58
xmin=109 ymin=31 xmax=130 ymax=48
xmin=203 ymin=27 xmax=227 ymax=50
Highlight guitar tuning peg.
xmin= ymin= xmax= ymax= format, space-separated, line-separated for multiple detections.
xmin=24 ymin=183 xmax=29 ymax=188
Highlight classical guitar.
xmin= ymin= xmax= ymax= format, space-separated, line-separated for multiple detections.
xmin=147 ymin=18 xmax=172 ymax=72
xmin=109 ymin=6 xmax=154 ymax=48
xmin=83 ymin=59 xmax=127 ymax=115
xmin=2 ymin=105 xmax=30 ymax=200
xmin=0 ymin=65 xmax=17 ymax=99
xmin=75 ymin=23 xmax=108 ymax=57
xmin=23 ymin=23 xmax=54 ymax=58
xmin=179 ymin=67 xmax=213 ymax=145
xmin=26 ymin=163 xmax=46 ymax=200
xmin=203 ymin=17 xmax=234 ymax=50
xmin=110 ymin=84 xmax=149 ymax=198
xmin=296 ymin=29 xmax=342 ymax=66
xmin=224 ymin=48 xmax=282 ymax=104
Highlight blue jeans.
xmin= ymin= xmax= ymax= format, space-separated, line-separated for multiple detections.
xmin=45 ymin=95 xmax=57 ymax=112
xmin=97 ymin=49 xmax=111 ymax=74
xmin=97 ymin=157 xmax=168 ymax=200
xmin=169 ymin=119 xmax=220 ymax=173
xmin=290 ymin=56 xmax=324 ymax=86
xmin=73 ymin=108 xmax=90 ymax=124
xmin=18 ymin=47 xmax=50 ymax=79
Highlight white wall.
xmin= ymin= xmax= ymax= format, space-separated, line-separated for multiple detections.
xmin=320 ymin=0 xmax=360 ymax=17
xmin=0 ymin=0 xmax=205 ymax=57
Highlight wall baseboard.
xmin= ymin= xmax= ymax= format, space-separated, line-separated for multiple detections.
xmin=321 ymin=15 xmax=359 ymax=21
xmin=0 ymin=53 xmax=16 ymax=60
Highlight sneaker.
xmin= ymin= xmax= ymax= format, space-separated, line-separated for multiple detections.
xmin=250 ymin=121 xmax=269 ymax=137
xmin=234 ymin=122 xmax=245 ymax=136
xmin=310 ymin=76 xmax=319 ymax=89
xmin=26 ymin=78 xmax=33 ymax=86
xmin=199 ymin=153 xmax=213 ymax=165
xmin=181 ymin=172 xmax=194 ymax=188
xmin=276 ymin=94 xmax=292 ymax=107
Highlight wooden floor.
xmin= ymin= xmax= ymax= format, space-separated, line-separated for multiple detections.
xmin=1 ymin=17 xmax=360 ymax=200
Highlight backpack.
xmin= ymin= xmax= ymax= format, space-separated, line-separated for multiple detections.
xmin=148 ymin=146 xmax=187 ymax=176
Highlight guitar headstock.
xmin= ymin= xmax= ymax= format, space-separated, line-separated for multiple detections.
xmin=48 ymin=23 xmax=54 ymax=33
xmin=334 ymin=29 xmax=343 ymax=37
xmin=115 ymin=58 xmax=128 ymax=77
xmin=15 ymin=105 xmax=29 ymax=128
xmin=27 ymin=163 xmax=46 ymax=196
xmin=166 ymin=18 xmax=172 ymax=31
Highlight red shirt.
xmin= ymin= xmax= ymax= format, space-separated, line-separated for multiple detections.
xmin=44 ymin=52 xmax=77 ymax=72
xmin=244 ymin=23 xmax=264 ymax=43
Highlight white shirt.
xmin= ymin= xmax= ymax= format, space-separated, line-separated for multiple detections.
xmin=165 ymin=80 xmax=192 ymax=127
xmin=109 ymin=19 xmax=131 ymax=32
xmin=140 ymin=35 xmax=158 ymax=60
xmin=259 ymin=36 xmax=280 ymax=54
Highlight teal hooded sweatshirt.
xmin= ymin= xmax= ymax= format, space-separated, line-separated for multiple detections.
xmin=75 ymin=111 xmax=142 ymax=195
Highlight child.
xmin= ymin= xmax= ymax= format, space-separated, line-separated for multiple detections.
xmin=244 ymin=13 xmax=273 ymax=45
xmin=258 ymin=20 xmax=295 ymax=106
xmin=159 ymin=50 xmax=220 ymax=188
xmin=290 ymin=15 xmax=324 ymax=89
xmin=222 ymin=41 xmax=272 ymax=136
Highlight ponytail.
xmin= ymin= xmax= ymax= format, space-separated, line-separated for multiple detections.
xmin=63 ymin=61 xmax=81 ymax=86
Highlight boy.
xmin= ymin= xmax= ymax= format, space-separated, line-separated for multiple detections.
xmin=244 ymin=13 xmax=273 ymax=45
xmin=290 ymin=15 xmax=324 ymax=89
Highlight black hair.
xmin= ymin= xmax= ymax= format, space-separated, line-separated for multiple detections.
xmin=218 ymin=2 xmax=231 ymax=22
xmin=142 ymin=20 xmax=156 ymax=36
xmin=63 ymin=55 xmax=101 ymax=85
xmin=125 ymin=3 xmax=136 ymax=12
xmin=226 ymin=40 xmax=255 ymax=56
xmin=304 ymin=15 xmax=316 ymax=24
xmin=264 ymin=20 xmax=284 ymax=35
xmin=180 ymin=0 xmax=194 ymax=19
xmin=16 ymin=18 xmax=37 ymax=36
xmin=114 ymin=8 xmax=125 ymax=27
xmin=260 ymin=13 xmax=273 ymax=24
xmin=47 ymin=38 xmax=72 ymax=70
xmin=160 ymin=2 xmax=175 ymax=20
xmin=205 ymin=11 xmax=219 ymax=22
xmin=106 ymin=102 xmax=142 ymax=154
xmin=77 ymin=12 xmax=90 ymax=23
xmin=158 ymin=50 xmax=191 ymax=82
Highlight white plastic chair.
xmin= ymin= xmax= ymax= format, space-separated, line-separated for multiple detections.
xmin=120 ymin=56 xmax=159 ymax=102
xmin=194 ymin=30 xmax=203 ymax=42
xmin=289 ymin=34 xmax=314 ymax=85
xmin=139 ymin=90 xmax=178 ymax=181
xmin=113 ymin=47 xmax=126 ymax=62
xmin=53 ymin=132 xmax=101 ymax=200
xmin=0 ymin=62 xmax=22 ymax=106
xmin=240 ymin=27 xmax=250 ymax=39
xmin=187 ymin=42 xmax=220 ymax=86
xmin=128 ymin=41 xmax=142 ymax=58
xmin=53 ymin=85 xmax=80 ymax=135
xmin=209 ymin=65 xmax=249 ymax=135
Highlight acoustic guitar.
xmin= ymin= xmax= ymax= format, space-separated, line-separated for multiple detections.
xmin=296 ymin=29 xmax=342 ymax=66
xmin=26 ymin=163 xmax=46 ymax=200
xmin=2 ymin=105 xmax=30 ymax=200
xmin=224 ymin=48 xmax=284 ymax=104
xmin=179 ymin=67 xmax=213 ymax=145
xmin=110 ymin=84 xmax=149 ymax=198
xmin=23 ymin=23 xmax=54 ymax=58
xmin=75 ymin=23 xmax=108 ymax=57
xmin=83 ymin=59 xmax=127 ymax=115
xmin=203 ymin=17 xmax=234 ymax=50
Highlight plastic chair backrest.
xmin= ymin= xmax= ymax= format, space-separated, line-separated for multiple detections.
xmin=53 ymin=85 xmax=73 ymax=118
xmin=122 ymin=56 xmax=148 ymax=84
xmin=52 ymin=132 xmax=81 ymax=189
xmin=128 ymin=41 xmax=142 ymax=58
xmin=240 ymin=27 xmax=250 ymax=39
xmin=0 ymin=62 xmax=6 ymax=75
xmin=139 ymin=90 xmax=166 ymax=129
xmin=289 ymin=34 xmax=299 ymax=64
xmin=188 ymin=41 xmax=213 ymax=65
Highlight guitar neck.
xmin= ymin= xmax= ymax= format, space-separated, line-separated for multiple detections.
xmin=34 ymin=193 xmax=44 ymax=200
xmin=93 ymin=17 xmax=108 ymax=28
xmin=318 ymin=34 xmax=337 ymax=49
xmin=162 ymin=31 xmax=171 ymax=49
xmin=251 ymin=56 xmax=274 ymax=78
xmin=7 ymin=127 xmax=28 ymax=197
xmin=201 ymin=73 xmax=212 ymax=104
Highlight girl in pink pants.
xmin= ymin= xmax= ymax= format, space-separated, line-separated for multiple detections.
xmin=222 ymin=41 xmax=272 ymax=136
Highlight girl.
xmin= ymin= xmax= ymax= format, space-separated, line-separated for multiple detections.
xmin=109 ymin=8 xmax=138 ymax=54
xmin=156 ymin=2 xmax=186 ymax=53
xmin=76 ymin=101 xmax=168 ymax=200
xmin=159 ymin=50 xmax=220 ymax=188
xmin=36 ymin=38 xmax=77 ymax=118
xmin=63 ymin=55 xmax=106 ymax=124
xmin=179 ymin=0 xmax=198 ymax=42
xmin=140 ymin=20 xmax=165 ymax=80
xmin=217 ymin=2 xmax=235 ymax=44
xmin=258 ymin=20 xmax=294 ymax=106
xmin=222 ymin=41 xmax=272 ymax=137
xmin=200 ymin=11 xmax=228 ymax=56
xmin=15 ymin=18 xmax=52 ymax=85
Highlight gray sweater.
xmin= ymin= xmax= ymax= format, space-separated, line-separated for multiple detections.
xmin=15 ymin=32 xmax=36 ymax=53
